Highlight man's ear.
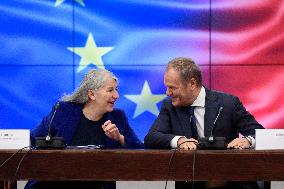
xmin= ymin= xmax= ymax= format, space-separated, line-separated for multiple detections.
xmin=87 ymin=90 xmax=96 ymax=100
xmin=189 ymin=78 xmax=198 ymax=89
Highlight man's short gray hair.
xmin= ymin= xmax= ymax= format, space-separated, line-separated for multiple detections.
xmin=61 ymin=69 xmax=118 ymax=104
xmin=166 ymin=57 xmax=202 ymax=86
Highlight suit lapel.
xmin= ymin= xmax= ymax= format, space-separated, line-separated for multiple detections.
xmin=176 ymin=106 xmax=191 ymax=138
xmin=204 ymin=89 xmax=219 ymax=137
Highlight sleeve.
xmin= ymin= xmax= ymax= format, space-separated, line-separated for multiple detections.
xmin=232 ymin=96 xmax=264 ymax=137
xmin=144 ymin=100 xmax=177 ymax=149
xmin=30 ymin=104 xmax=57 ymax=147
xmin=119 ymin=111 xmax=144 ymax=149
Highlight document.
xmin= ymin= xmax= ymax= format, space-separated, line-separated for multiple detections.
xmin=255 ymin=129 xmax=284 ymax=150
xmin=0 ymin=129 xmax=30 ymax=149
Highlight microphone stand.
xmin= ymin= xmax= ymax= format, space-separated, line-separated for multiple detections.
xmin=35 ymin=103 xmax=65 ymax=149
xmin=198 ymin=107 xmax=227 ymax=150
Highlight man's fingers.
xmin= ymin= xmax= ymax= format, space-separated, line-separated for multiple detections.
xmin=227 ymin=138 xmax=249 ymax=149
xmin=179 ymin=141 xmax=197 ymax=150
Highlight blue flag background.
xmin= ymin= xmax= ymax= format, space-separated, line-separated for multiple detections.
xmin=1 ymin=0 xmax=284 ymax=141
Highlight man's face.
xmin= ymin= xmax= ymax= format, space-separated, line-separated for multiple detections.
xmin=164 ymin=68 xmax=197 ymax=107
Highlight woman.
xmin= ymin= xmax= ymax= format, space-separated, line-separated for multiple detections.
xmin=25 ymin=69 xmax=143 ymax=189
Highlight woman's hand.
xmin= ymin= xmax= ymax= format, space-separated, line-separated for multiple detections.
xmin=102 ymin=120 xmax=125 ymax=146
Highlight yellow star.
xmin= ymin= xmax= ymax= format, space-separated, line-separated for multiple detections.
xmin=125 ymin=81 xmax=167 ymax=118
xmin=55 ymin=0 xmax=85 ymax=7
xmin=68 ymin=33 xmax=114 ymax=72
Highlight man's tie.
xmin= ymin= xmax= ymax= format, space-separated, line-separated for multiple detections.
xmin=189 ymin=106 xmax=198 ymax=139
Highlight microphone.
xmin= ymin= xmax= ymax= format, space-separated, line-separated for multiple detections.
xmin=198 ymin=106 xmax=227 ymax=150
xmin=208 ymin=106 xmax=223 ymax=142
xmin=35 ymin=102 xmax=65 ymax=149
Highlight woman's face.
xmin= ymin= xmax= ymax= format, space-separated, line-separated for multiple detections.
xmin=91 ymin=78 xmax=119 ymax=114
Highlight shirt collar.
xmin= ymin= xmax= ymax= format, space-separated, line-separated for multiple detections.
xmin=191 ymin=86 xmax=206 ymax=107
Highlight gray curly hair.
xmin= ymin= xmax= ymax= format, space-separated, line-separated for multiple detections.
xmin=61 ymin=69 xmax=118 ymax=104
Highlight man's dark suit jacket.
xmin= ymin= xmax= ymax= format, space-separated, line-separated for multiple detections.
xmin=144 ymin=88 xmax=264 ymax=149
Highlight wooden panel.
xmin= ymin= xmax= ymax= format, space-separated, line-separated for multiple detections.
xmin=0 ymin=149 xmax=284 ymax=181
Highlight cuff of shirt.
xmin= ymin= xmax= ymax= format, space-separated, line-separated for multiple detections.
xmin=246 ymin=136 xmax=256 ymax=148
xmin=170 ymin=136 xmax=184 ymax=148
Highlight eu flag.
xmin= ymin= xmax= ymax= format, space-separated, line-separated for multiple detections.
xmin=1 ymin=0 xmax=284 ymax=141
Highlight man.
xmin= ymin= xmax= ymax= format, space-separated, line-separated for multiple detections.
xmin=144 ymin=57 xmax=264 ymax=189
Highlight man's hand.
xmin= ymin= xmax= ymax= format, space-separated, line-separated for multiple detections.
xmin=227 ymin=137 xmax=250 ymax=149
xmin=177 ymin=137 xmax=198 ymax=150
xmin=102 ymin=120 xmax=125 ymax=146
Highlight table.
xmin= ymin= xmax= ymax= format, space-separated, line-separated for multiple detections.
xmin=1 ymin=149 xmax=283 ymax=188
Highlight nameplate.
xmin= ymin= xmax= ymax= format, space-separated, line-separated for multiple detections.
xmin=255 ymin=129 xmax=284 ymax=150
xmin=0 ymin=129 xmax=30 ymax=149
